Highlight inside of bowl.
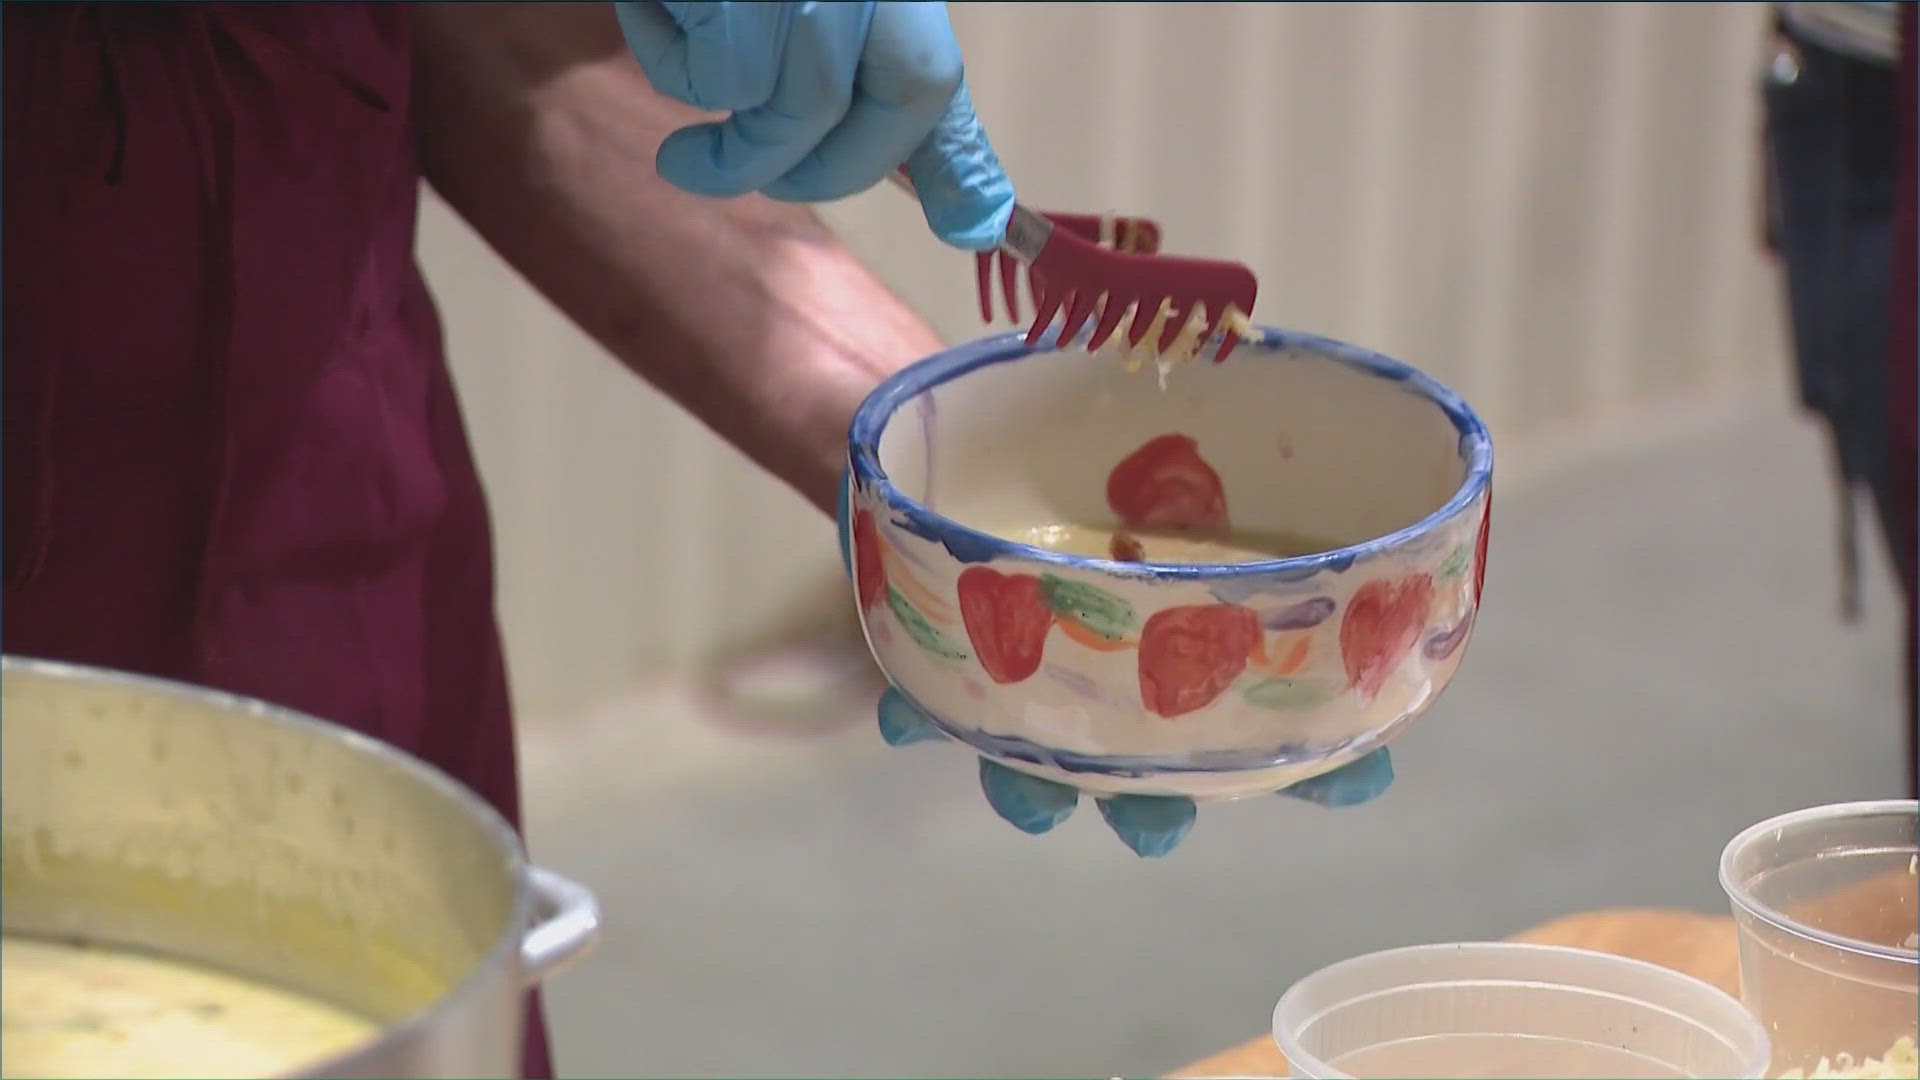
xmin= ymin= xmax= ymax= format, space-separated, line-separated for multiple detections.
xmin=875 ymin=337 xmax=1469 ymax=560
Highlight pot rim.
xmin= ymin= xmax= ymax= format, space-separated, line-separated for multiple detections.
xmin=846 ymin=325 xmax=1495 ymax=581
xmin=0 ymin=654 xmax=538 ymax=1078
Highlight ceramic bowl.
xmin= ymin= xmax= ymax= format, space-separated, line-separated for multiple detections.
xmin=845 ymin=327 xmax=1493 ymax=800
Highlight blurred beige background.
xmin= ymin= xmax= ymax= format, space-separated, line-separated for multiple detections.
xmin=415 ymin=5 xmax=1907 ymax=1076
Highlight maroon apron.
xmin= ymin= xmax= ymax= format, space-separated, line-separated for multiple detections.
xmin=2 ymin=4 xmax=551 ymax=1074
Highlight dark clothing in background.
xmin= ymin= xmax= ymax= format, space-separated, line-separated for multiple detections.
xmin=1765 ymin=7 xmax=1898 ymax=598
xmin=1764 ymin=4 xmax=1916 ymax=795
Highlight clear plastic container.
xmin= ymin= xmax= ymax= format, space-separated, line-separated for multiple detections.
xmin=1271 ymin=942 xmax=1771 ymax=1079
xmin=1719 ymin=800 xmax=1919 ymax=1077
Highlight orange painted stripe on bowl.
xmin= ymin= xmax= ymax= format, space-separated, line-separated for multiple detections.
xmin=1055 ymin=614 xmax=1136 ymax=652
xmin=1246 ymin=631 xmax=1271 ymax=668
xmin=880 ymin=552 xmax=954 ymax=622
xmin=1272 ymin=635 xmax=1311 ymax=675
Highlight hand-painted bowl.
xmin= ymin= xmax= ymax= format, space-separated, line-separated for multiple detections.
xmin=845 ymin=327 xmax=1493 ymax=800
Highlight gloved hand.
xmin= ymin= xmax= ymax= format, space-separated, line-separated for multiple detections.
xmin=614 ymin=1 xmax=1015 ymax=250
xmin=837 ymin=474 xmax=1397 ymax=857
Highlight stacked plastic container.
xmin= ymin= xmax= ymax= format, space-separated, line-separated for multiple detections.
xmin=1266 ymin=802 xmax=1920 ymax=1078
xmin=1720 ymin=800 xmax=1919 ymax=1078
xmin=1271 ymin=942 xmax=1769 ymax=1078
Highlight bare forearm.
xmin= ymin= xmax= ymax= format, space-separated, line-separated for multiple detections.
xmin=411 ymin=2 xmax=940 ymax=513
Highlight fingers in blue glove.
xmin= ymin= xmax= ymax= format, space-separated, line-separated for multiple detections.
xmin=879 ymin=687 xmax=1391 ymax=857
xmin=760 ymin=3 xmax=963 ymax=204
xmin=856 ymin=528 xmax=1394 ymax=857
xmin=656 ymin=2 xmax=875 ymax=197
xmin=1096 ymin=794 xmax=1199 ymax=858
xmin=877 ymin=686 xmax=949 ymax=747
xmin=614 ymin=1 xmax=788 ymax=113
xmin=1091 ymin=753 xmax=1393 ymax=857
xmin=1279 ymin=748 xmax=1395 ymax=808
xmin=978 ymin=758 xmax=1079 ymax=835
xmin=883 ymin=690 xmax=1174 ymax=853
xmin=617 ymin=1 xmax=1011 ymax=250
xmin=978 ymin=760 xmax=1196 ymax=857
xmin=900 ymin=82 xmax=1014 ymax=251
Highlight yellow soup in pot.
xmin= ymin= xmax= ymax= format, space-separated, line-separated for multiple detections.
xmin=1 ymin=935 xmax=379 ymax=1080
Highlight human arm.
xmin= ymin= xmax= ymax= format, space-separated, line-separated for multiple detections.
xmin=411 ymin=0 xmax=941 ymax=513
xmin=410 ymin=3 xmax=1391 ymax=855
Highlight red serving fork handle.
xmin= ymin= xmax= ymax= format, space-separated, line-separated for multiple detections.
xmin=1019 ymin=220 xmax=1258 ymax=362
xmin=891 ymin=170 xmax=1256 ymax=362
xmin=976 ymin=213 xmax=1162 ymax=325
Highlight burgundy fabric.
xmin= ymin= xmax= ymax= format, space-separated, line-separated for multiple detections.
xmin=1893 ymin=3 xmax=1916 ymax=797
xmin=2 ymin=5 xmax=550 ymax=1074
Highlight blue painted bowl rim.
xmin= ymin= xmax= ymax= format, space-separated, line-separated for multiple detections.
xmin=848 ymin=325 xmax=1494 ymax=581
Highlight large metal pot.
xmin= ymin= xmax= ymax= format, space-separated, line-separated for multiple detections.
xmin=1 ymin=655 xmax=600 ymax=1078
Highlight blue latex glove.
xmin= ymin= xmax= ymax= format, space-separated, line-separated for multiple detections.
xmin=837 ymin=475 xmax=1397 ymax=857
xmin=613 ymin=1 xmax=1015 ymax=250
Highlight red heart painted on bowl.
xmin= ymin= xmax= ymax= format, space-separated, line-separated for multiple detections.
xmin=956 ymin=566 xmax=1054 ymax=685
xmin=1137 ymin=603 xmax=1262 ymax=718
xmin=1339 ymin=576 xmax=1434 ymax=701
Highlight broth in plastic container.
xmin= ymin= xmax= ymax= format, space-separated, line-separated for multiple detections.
xmin=1270 ymin=942 xmax=1770 ymax=1079
xmin=1719 ymin=800 xmax=1919 ymax=1079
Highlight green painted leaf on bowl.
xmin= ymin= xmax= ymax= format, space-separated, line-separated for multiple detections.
xmin=1038 ymin=575 xmax=1136 ymax=639
xmin=888 ymin=586 xmax=969 ymax=660
xmin=1242 ymin=677 xmax=1336 ymax=711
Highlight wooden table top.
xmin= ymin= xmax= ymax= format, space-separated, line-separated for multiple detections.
xmin=1168 ymin=907 xmax=1740 ymax=1079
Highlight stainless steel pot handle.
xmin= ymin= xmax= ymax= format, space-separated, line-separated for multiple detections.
xmin=522 ymin=865 xmax=602 ymax=983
